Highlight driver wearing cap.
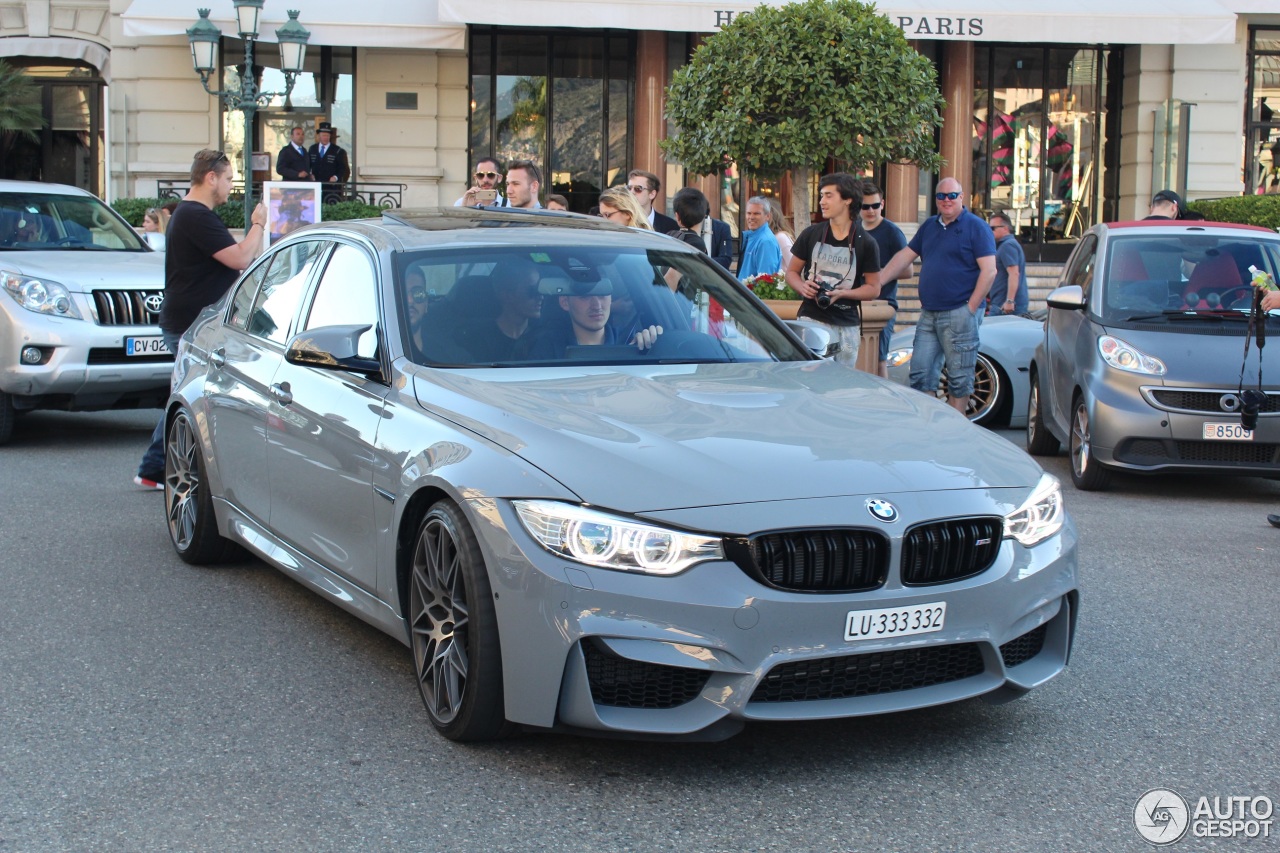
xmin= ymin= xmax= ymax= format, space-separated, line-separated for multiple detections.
xmin=1145 ymin=189 xmax=1184 ymax=220
xmin=527 ymin=278 xmax=662 ymax=359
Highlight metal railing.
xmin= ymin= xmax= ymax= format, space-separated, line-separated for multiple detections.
xmin=157 ymin=179 xmax=405 ymax=208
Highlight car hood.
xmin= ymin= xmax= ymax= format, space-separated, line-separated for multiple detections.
xmin=411 ymin=360 xmax=1045 ymax=512
xmin=0 ymin=250 xmax=164 ymax=291
xmin=1102 ymin=322 xmax=1280 ymax=379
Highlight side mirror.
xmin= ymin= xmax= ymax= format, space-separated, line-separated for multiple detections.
xmin=285 ymin=324 xmax=382 ymax=376
xmin=1046 ymin=285 xmax=1086 ymax=311
xmin=784 ymin=319 xmax=835 ymax=358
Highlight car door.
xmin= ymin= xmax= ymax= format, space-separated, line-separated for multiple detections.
xmin=1046 ymin=233 xmax=1097 ymax=430
xmin=266 ymin=240 xmax=388 ymax=590
xmin=204 ymin=239 xmax=328 ymax=522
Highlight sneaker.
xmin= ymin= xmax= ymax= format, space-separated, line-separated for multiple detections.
xmin=134 ymin=473 xmax=164 ymax=491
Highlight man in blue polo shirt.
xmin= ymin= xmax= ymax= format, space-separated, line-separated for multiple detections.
xmin=879 ymin=177 xmax=996 ymax=413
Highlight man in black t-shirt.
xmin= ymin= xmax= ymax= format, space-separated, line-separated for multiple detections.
xmin=134 ymin=148 xmax=267 ymax=490
xmin=784 ymin=172 xmax=881 ymax=366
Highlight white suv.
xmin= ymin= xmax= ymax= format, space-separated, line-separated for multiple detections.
xmin=0 ymin=181 xmax=169 ymax=444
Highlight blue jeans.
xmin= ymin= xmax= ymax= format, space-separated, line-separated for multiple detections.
xmin=137 ymin=329 xmax=184 ymax=477
xmin=910 ymin=306 xmax=979 ymax=400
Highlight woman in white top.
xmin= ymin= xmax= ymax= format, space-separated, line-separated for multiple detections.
xmin=142 ymin=206 xmax=169 ymax=250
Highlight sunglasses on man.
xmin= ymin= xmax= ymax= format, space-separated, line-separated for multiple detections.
xmin=935 ymin=191 xmax=962 ymax=201
xmin=861 ymin=202 xmax=882 ymax=210
xmin=474 ymin=171 xmax=500 ymax=180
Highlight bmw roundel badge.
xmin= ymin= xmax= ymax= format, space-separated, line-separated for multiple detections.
xmin=866 ymin=499 xmax=898 ymax=523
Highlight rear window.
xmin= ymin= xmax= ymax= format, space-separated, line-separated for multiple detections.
xmin=1102 ymin=234 xmax=1280 ymax=321
xmin=0 ymin=192 xmax=147 ymax=252
xmin=392 ymin=243 xmax=810 ymax=367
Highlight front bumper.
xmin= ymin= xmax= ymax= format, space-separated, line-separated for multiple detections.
xmin=1089 ymin=380 xmax=1280 ymax=475
xmin=0 ymin=297 xmax=172 ymax=407
xmin=468 ymin=496 xmax=1079 ymax=740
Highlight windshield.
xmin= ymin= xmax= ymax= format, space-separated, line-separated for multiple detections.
xmin=1102 ymin=233 xmax=1280 ymax=323
xmin=395 ymin=243 xmax=812 ymax=367
xmin=0 ymin=193 xmax=149 ymax=252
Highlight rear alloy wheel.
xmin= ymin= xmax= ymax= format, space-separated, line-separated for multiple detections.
xmin=939 ymin=353 xmax=1004 ymax=425
xmin=1069 ymin=397 xmax=1112 ymax=491
xmin=409 ymin=500 xmax=509 ymax=742
xmin=1025 ymin=372 xmax=1060 ymax=456
xmin=165 ymin=410 xmax=245 ymax=564
xmin=0 ymin=392 xmax=14 ymax=446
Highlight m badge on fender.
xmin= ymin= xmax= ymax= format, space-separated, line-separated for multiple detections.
xmin=866 ymin=499 xmax=898 ymax=523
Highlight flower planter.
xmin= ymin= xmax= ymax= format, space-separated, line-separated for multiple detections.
xmin=762 ymin=299 xmax=801 ymax=320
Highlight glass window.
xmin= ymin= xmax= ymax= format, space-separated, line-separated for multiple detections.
xmin=305 ymin=243 xmax=379 ymax=359
xmin=394 ymin=243 xmax=808 ymax=368
xmin=0 ymin=192 xmax=144 ymax=251
xmin=248 ymin=240 xmax=327 ymax=343
xmin=1246 ymin=29 xmax=1280 ymax=197
xmin=227 ymin=259 xmax=271 ymax=330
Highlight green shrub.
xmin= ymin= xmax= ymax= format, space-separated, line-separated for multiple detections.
xmin=111 ymin=197 xmax=166 ymax=227
xmin=1187 ymin=195 xmax=1280 ymax=231
xmin=321 ymin=200 xmax=385 ymax=221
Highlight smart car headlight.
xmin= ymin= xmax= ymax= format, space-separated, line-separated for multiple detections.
xmin=1099 ymin=334 xmax=1164 ymax=375
xmin=513 ymin=500 xmax=723 ymax=575
xmin=1003 ymin=473 xmax=1064 ymax=547
xmin=1 ymin=270 xmax=83 ymax=319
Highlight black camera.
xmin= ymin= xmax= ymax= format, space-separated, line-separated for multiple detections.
xmin=1242 ymin=389 xmax=1266 ymax=431
xmin=814 ymin=283 xmax=835 ymax=310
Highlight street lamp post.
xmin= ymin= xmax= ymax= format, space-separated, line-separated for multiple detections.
xmin=186 ymin=3 xmax=310 ymax=224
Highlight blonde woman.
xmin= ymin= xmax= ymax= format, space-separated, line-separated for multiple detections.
xmin=767 ymin=197 xmax=795 ymax=272
xmin=597 ymin=186 xmax=652 ymax=230
xmin=142 ymin=206 xmax=170 ymax=250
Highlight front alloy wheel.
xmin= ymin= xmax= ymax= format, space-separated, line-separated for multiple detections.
xmin=409 ymin=501 xmax=507 ymax=741
xmin=165 ymin=410 xmax=244 ymax=564
xmin=1069 ymin=397 xmax=1111 ymax=491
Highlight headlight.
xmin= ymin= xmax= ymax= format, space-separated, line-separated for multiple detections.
xmin=1099 ymin=335 xmax=1164 ymax=375
xmin=513 ymin=500 xmax=723 ymax=575
xmin=885 ymin=347 xmax=913 ymax=368
xmin=1003 ymin=473 xmax=1064 ymax=547
xmin=1 ymin=270 xmax=83 ymax=319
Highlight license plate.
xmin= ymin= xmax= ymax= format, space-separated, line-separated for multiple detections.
xmin=125 ymin=336 xmax=170 ymax=356
xmin=844 ymin=602 xmax=946 ymax=642
xmin=1202 ymin=422 xmax=1253 ymax=441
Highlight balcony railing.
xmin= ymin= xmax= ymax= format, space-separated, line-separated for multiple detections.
xmin=157 ymin=180 xmax=405 ymax=209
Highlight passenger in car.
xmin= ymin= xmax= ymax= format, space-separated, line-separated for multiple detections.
xmin=455 ymin=259 xmax=544 ymax=361
xmin=405 ymin=267 xmax=470 ymax=364
xmin=526 ymin=279 xmax=663 ymax=359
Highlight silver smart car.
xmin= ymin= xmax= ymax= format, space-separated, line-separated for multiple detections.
xmin=1028 ymin=220 xmax=1280 ymax=490
xmin=162 ymin=208 xmax=1077 ymax=742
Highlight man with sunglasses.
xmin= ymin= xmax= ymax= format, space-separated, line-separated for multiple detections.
xmin=455 ymin=156 xmax=506 ymax=207
xmin=859 ymin=181 xmax=908 ymax=377
xmin=626 ymin=170 xmax=678 ymax=234
xmin=879 ymin=177 xmax=996 ymax=414
xmin=986 ymin=213 xmax=1027 ymax=316
xmin=134 ymin=149 xmax=267 ymax=489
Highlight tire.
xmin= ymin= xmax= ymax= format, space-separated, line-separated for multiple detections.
xmin=938 ymin=353 xmax=1003 ymax=425
xmin=165 ymin=410 xmax=246 ymax=564
xmin=1025 ymin=371 xmax=1060 ymax=456
xmin=0 ymin=392 xmax=14 ymax=446
xmin=409 ymin=500 xmax=509 ymax=742
xmin=1069 ymin=396 xmax=1112 ymax=491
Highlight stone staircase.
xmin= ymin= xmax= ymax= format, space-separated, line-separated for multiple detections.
xmin=893 ymin=262 xmax=1063 ymax=326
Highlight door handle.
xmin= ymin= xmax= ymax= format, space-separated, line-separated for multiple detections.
xmin=209 ymin=348 xmax=226 ymax=369
xmin=269 ymin=382 xmax=293 ymax=406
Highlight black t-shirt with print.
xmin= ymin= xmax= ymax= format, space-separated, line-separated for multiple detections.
xmin=790 ymin=221 xmax=880 ymax=327
xmin=159 ymin=200 xmax=239 ymax=333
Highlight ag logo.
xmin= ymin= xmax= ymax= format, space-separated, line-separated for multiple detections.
xmin=1134 ymin=788 xmax=1189 ymax=845
xmin=144 ymin=293 xmax=164 ymax=314
xmin=866 ymin=499 xmax=898 ymax=523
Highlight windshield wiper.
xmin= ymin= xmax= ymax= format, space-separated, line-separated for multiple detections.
xmin=1123 ymin=310 xmax=1248 ymax=322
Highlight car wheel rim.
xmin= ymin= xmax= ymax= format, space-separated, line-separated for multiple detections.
xmin=165 ymin=415 xmax=199 ymax=550
xmin=411 ymin=516 xmax=470 ymax=725
xmin=938 ymin=355 xmax=997 ymax=421
xmin=1071 ymin=404 xmax=1091 ymax=476
xmin=1028 ymin=383 xmax=1041 ymax=440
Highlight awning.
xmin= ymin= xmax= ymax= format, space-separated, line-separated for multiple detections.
xmin=436 ymin=0 xmax=1239 ymax=45
xmin=0 ymin=36 xmax=112 ymax=80
xmin=121 ymin=0 xmax=466 ymax=51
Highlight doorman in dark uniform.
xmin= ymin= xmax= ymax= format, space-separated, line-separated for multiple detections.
xmin=276 ymin=125 xmax=311 ymax=181
xmin=309 ymin=121 xmax=350 ymax=201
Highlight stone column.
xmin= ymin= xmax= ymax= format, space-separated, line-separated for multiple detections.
xmin=939 ymin=40 xmax=975 ymax=195
xmin=884 ymin=163 xmax=919 ymax=227
xmin=634 ymin=32 xmax=668 ymax=201
xmin=858 ymin=300 xmax=896 ymax=374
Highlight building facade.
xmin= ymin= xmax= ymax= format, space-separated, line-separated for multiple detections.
xmin=1 ymin=0 xmax=1277 ymax=260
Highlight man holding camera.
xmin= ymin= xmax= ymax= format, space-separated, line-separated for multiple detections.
xmin=784 ymin=172 xmax=881 ymax=365
xmin=455 ymin=156 xmax=506 ymax=207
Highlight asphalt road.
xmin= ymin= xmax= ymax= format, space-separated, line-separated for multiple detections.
xmin=2 ymin=409 xmax=1278 ymax=853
